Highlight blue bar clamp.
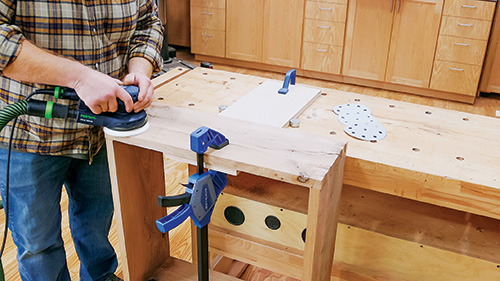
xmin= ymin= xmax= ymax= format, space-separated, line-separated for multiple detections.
xmin=156 ymin=126 xmax=229 ymax=231
xmin=156 ymin=126 xmax=229 ymax=281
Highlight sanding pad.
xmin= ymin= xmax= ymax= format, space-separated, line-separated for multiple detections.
xmin=103 ymin=121 xmax=150 ymax=138
xmin=333 ymin=103 xmax=387 ymax=141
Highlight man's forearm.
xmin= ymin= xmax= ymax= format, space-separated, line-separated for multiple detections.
xmin=128 ymin=57 xmax=154 ymax=78
xmin=2 ymin=39 xmax=89 ymax=89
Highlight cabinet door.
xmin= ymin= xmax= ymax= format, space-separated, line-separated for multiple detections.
xmin=262 ymin=0 xmax=304 ymax=67
xmin=166 ymin=0 xmax=191 ymax=47
xmin=343 ymin=0 xmax=394 ymax=81
xmin=385 ymin=0 xmax=443 ymax=87
xmin=226 ymin=0 xmax=264 ymax=61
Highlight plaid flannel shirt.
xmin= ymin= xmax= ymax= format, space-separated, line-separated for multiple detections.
xmin=0 ymin=0 xmax=163 ymax=159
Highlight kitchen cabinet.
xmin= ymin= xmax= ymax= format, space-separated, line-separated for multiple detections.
xmin=301 ymin=0 xmax=347 ymax=74
xmin=342 ymin=0 xmax=394 ymax=81
xmin=165 ymin=0 xmax=191 ymax=47
xmin=226 ymin=0 xmax=304 ymax=68
xmin=226 ymin=0 xmax=264 ymax=62
xmin=190 ymin=0 xmax=226 ymax=57
xmin=430 ymin=0 xmax=495 ymax=96
xmin=480 ymin=3 xmax=500 ymax=95
xmin=343 ymin=0 xmax=443 ymax=88
xmin=189 ymin=0 xmax=497 ymax=103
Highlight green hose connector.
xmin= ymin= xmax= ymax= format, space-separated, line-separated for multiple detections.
xmin=0 ymin=100 xmax=28 ymax=132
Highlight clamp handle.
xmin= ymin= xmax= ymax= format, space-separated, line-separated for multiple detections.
xmin=156 ymin=204 xmax=192 ymax=233
xmin=157 ymin=192 xmax=191 ymax=207
xmin=278 ymin=69 xmax=296 ymax=94
xmin=155 ymin=170 xmax=227 ymax=232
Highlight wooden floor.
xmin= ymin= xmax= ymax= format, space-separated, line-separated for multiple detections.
xmin=0 ymin=46 xmax=499 ymax=280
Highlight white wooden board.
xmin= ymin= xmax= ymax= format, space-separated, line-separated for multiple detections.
xmin=219 ymin=80 xmax=321 ymax=127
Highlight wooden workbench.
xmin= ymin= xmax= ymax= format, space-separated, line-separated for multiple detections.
xmin=108 ymin=67 xmax=500 ymax=281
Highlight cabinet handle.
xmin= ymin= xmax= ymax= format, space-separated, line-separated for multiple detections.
xmin=461 ymin=4 xmax=477 ymax=9
xmin=454 ymin=42 xmax=469 ymax=47
xmin=396 ymin=0 xmax=401 ymax=13
xmin=319 ymin=7 xmax=332 ymax=11
xmin=201 ymin=34 xmax=213 ymax=37
xmin=458 ymin=23 xmax=473 ymax=27
xmin=316 ymin=48 xmax=328 ymax=52
xmin=201 ymin=12 xmax=213 ymax=15
xmin=449 ymin=67 xmax=464 ymax=71
xmin=317 ymin=25 xmax=331 ymax=29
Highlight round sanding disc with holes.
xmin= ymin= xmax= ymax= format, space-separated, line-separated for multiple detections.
xmin=332 ymin=103 xmax=372 ymax=116
xmin=344 ymin=121 xmax=387 ymax=141
xmin=333 ymin=103 xmax=387 ymax=141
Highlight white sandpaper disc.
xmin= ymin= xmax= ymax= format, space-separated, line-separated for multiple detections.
xmin=337 ymin=111 xmax=376 ymax=126
xmin=332 ymin=103 xmax=372 ymax=116
xmin=344 ymin=120 xmax=387 ymax=141
xmin=333 ymin=103 xmax=387 ymax=141
xmin=103 ymin=121 xmax=150 ymax=138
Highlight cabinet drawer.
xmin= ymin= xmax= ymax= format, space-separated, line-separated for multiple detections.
xmin=191 ymin=28 xmax=225 ymax=57
xmin=430 ymin=60 xmax=481 ymax=96
xmin=435 ymin=35 xmax=487 ymax=65
xmin=301 ymin=42 xmax=342 ymax=74
xmin=443 ymin=0 xmax=495 ymax=20
xmin=303 ymin=19 xmax=345 ymax=46
xmin=305 ymin=1 xmax=347 ymax=22
xmin=190 ymin=7 xmax=225 ymax=30
xmin=190 ymin=0 xmax=225 ymax=9
xmin=440 ymin=16 xmax=492 ymax=40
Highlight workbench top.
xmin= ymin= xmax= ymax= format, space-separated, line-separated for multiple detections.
xmin=147 ymin=67 xmax=500 ymax=219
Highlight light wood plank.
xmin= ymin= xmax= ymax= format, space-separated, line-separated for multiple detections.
xmin=108 ymin=103 xmax=346 ymax=189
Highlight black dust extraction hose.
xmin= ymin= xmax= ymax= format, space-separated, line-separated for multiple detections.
xmin=0 ymin=99 xmax=76 ymax=132
xmin=0 ymin=100 xmax=28 ymax=132
xmin=0 ymin=98 xmax=74 ymax=281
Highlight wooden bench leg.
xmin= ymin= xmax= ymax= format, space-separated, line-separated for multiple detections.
xmin=302 ymin=148 xmax=346 ymax=281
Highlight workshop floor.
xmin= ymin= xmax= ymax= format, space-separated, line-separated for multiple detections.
xmin=0 ymin=46 xmax=499 ymax=281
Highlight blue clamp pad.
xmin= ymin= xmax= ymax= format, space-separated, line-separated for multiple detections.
xmin=155 ymin=170 xmax=227 ymax=232
xmin=190 ymin=126 xmax=229 ymax=154
xmin=278 ymin=69 xmax=297 ymax=94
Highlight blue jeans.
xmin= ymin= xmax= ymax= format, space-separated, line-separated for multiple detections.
xmin=0 ymin=145 xmax=117 ymax=281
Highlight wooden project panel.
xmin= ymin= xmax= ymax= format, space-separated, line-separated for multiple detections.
xmin=219 ymin=80 xmax=321 ymax=127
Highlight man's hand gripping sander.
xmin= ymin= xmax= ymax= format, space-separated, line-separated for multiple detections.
xmin=156 ymin=126 xmax=229 ymax=281
xmin=0 ymin=85 xmax=149 ymax=137
xmin=54 ymin=85 xmax=149 ymax=136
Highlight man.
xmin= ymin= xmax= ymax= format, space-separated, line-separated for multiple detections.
xmin=0 ymin=1 xmax=163 ymax=280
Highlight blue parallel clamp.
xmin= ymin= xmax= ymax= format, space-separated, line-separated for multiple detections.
xmin=278 ymin=69 xmax=297 ymax=94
